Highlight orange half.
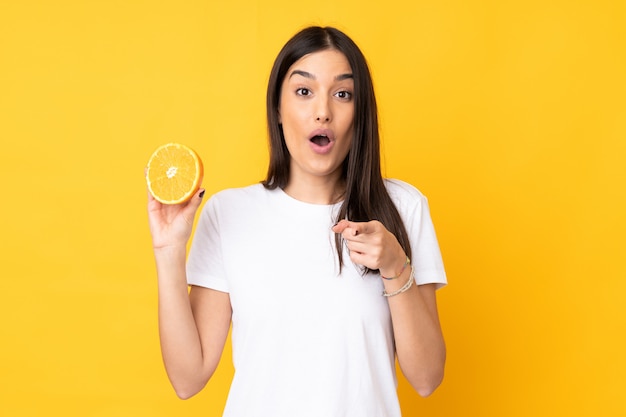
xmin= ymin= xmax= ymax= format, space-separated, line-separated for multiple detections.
xmin=146 ymin=143 xmax=203 ymax=204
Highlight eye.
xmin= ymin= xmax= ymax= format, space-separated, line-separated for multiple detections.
xmin=335 ymin=90 xmax=353 ymax=100
xmin=296 ymin=88 xmax=311 ymax=96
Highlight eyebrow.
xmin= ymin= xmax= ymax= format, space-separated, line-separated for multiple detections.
xmin=289 ymin=70 xmax=354 ymax=81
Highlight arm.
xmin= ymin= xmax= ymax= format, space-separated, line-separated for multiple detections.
xmin=332 ymin=220 xmax=446 ymax=397
xmin=148 ymin=188 xmax=232 ymax=399
xmin=385 ymin=278 xmax=445 ymax=397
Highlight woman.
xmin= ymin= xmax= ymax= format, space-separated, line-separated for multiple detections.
xmin=147 ymin=26 xmax=447 ymax=416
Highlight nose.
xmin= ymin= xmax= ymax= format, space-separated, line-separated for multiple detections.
xmin=315 ymin=97 xmax=331 ymax=123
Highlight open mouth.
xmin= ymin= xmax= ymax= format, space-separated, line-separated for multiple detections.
xmin=310 ymin=134 xmax=331 ymax=146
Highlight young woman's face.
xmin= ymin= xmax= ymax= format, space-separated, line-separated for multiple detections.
xmin=279 ymin=49 xmax=354 ymax=186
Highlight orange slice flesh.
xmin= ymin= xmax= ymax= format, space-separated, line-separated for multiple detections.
xmin=146 ymin=143 xmax=203 ymax=204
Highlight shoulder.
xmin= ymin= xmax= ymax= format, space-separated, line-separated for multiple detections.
xmin=208 ymin=183 xmax=269 ymax=205
xmin=383 ymin=178 xmax=428 ymax=210
xmin=199 ymin=183 xmax=272 ymax=220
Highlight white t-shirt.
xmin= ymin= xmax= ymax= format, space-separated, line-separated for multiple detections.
xmin=187 ymin=179 xmax=447 ymax=417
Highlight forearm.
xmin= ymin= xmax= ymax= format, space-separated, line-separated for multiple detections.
xmin=155 ymin=246 xmax=209 ymax=398
xmin=384 ymin=272 xmax=446 ymax=397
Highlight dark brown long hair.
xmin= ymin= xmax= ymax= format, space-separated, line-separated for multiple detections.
xmin=262 ymin=26 xmax=412 ymax=271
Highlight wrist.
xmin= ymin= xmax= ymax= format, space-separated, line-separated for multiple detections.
xmin=153 ymin=245 xmax=189 ymax=286
xmin=153 ymin=244 xmax=187 ymax=265
xmin=382 ymin=265 xmax=415 ymax=297
xmin=153 ymin=243 xmax=187 ymax=252
xmin=380 ymin=255 xmax=410 ymax=281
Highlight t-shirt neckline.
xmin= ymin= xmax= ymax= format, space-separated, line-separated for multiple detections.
xmin=275 ymin=186 xmax=344 ymax=209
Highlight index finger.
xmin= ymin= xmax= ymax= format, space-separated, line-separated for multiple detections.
xmin=332 ymin=220 xmax=371 ymax=237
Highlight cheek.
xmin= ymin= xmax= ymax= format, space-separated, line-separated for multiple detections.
xmin=339 ymin=107 xmax=355 ymax=131
xmin=279 ymin=116 xmax=300 ymax=147
xmin=341 ymin=115 xmax=355 ymax=139
xmin=279 ymin=101 xmax=305 ymax=129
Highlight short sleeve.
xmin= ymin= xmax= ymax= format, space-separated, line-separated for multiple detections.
xmin=186 ymin=194 xmax=230 ymax=292
xmin=386 ymin=179 xmax=447 ymax=289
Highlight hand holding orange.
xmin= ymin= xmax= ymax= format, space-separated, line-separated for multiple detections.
xmin=146 ymin=143 xmax=203 ymax=204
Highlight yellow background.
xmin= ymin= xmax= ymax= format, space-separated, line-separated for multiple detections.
xmin=1 ymin=0 xmax=624 ymax=416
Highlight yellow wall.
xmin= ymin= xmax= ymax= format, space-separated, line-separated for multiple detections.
xmin=1 ymin=1 xmax=624 ymax=416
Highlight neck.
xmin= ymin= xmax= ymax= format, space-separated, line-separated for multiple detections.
xmin=283 ymin=174 xmax=345 ymax=205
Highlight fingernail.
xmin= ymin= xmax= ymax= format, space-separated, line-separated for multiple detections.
xmin=199 ymin=190 xmax=205 ymax=199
